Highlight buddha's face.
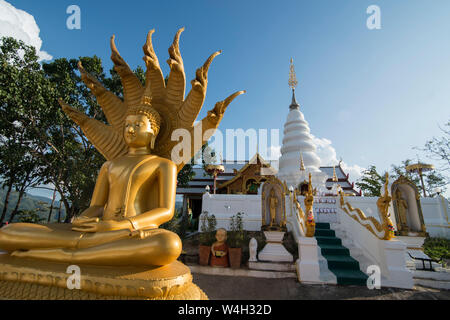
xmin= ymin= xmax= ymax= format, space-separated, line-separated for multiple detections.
xmin=124 ymin=114 xmax=155 ymax=148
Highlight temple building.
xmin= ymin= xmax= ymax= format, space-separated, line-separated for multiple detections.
xmin=178 ymin=59 xmax=449 ymax=289
xmin=177 ymin=157 xmax=361 ymax=221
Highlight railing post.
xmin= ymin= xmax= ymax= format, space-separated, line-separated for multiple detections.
xmin=296 ymin=237 xmax=321 ymax=284
xmin=382 ymin=240 xmax=414 ymax=289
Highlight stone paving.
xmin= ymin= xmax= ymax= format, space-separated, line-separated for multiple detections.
xmin=193 ymin=273 xmax=450 ymax=300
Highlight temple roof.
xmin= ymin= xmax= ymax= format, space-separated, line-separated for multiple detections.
xmin=216 ymin=153 xmax=277 ymax=190
xmin=177 ymin=157 xmax=361 ymax=196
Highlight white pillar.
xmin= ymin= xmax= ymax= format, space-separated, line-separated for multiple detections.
xmin=381 ymin=240 xmax=414 ymax=289
xmin=296 ymin=237 xmax=321 ymax=284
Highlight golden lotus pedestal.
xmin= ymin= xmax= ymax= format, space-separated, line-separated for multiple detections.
xmin=0 ymin=254 xmax=207 ymax=300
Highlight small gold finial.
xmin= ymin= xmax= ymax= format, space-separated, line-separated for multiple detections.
xmin=141 ymin=95 xmax=153 ymax=106
xmin=300 ymin=153 xmax=305 ymax=171
xmin=288 ymin=58 xmax=298 ymax=90
xmin=333 ymin=166 xmax=338 ymax=182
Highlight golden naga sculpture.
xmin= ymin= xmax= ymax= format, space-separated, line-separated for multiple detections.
xmin=293 ymin=173 xmax=315 ymax=237
xmin=339 ymin=174 xmax=395 ymax=240
xmin=293 ymin=190 xmax=307 ymax=237
xmin=304 ymin=174 xmax=316 ymax=237
xmin=376 ymin=173 xmax=396 ymax=240
xmin=0 ymin=29 xmax=244 ymax=267
xmin=291 ymin=174 xmax=315 ymax=237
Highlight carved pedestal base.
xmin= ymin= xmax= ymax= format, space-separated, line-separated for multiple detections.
xmin=258 ymin=231 xmax=293 ymax=263
xmin=0 ymin=255 xmax=207 ymax=300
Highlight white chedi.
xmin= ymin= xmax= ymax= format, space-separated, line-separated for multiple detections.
xmin=277 ymin=91 xmax=327 ymax=190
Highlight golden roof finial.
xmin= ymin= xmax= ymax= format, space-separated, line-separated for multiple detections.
xmin=288 ymin=58 xmax=298 ymax=90
xmin=300 ymin=153 xmax=306 ymax=171
xmin=333 ymin=166 xmax=338 ymax=182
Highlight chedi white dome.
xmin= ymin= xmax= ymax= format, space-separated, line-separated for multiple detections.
xmin=277 ymin=90 xmax=327 ymax=191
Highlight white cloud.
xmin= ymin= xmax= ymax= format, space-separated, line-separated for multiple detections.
xmin=0 ymin=0 xmax=52 ymax=61
xmin=312 ymin=136 xmax=365 ymax=183
xmin=266 ymin=145 xmax=281 ymax=161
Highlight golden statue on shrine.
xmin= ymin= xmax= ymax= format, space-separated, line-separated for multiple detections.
xmin=0 ymin=29 xmax=244 ymax=273
xmin=393 ymin=189 xmax=409 ymax=231
xmin=269 ymin=189 xmax=279 ymax=227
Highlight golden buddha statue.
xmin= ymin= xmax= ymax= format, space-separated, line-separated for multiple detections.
xmin=394 ymin=189 xmax=409 ymax=231
xmin=0 ymin=28 xmax=244 ymax=268
xmin=268 ymin=189 xmax=278 ymax=227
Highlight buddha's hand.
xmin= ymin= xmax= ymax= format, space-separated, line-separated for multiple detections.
xmin=72 ymin=217 xmax=99 ymax=227
xmin=72 ymin=218 xmax=127 ymax=233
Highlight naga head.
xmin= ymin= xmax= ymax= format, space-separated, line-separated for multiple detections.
xmin=59 ymin=28 xmax=245 ymax=171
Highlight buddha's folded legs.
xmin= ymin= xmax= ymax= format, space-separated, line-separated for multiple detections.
xmin=0 ymin=223 xmax=137 ymax=252
xmin=0 ymin=223 xmax=82 ymax=252
xmin=9 ymin=228 xmax=182 ymax=267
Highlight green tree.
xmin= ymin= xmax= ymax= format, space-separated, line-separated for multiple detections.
xmin=391 ymin=159 xmax=447 ymax=196
xmin=356 ymin=165 xmax=386 ymax=197
xmin=0 ymin=37 xmax=50 ymax=224
xmin=177 ymin=163 xmax=195 ymax=188
xmin=16 ymin=208 xmax=45 ymax=224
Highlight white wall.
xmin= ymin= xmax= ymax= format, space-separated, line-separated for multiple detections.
xmin=200 ymin=193 xmax=263 ymax=231
xmin=201 ymin=192 xmax=450 ymax=239
xmin=421 ymin=196 xmax=449 ymax=238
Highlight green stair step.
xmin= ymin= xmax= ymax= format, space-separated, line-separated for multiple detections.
xmin=315 ymin=229 xmax=336 ymax=237
xmin=315 ymin=224 xmax=369 ymax=286
xmin=323 ymin=254 xmax=360 ymax=270
xmin=315 ymin=223 xmax=331 ymax=230
xmin=331 ymin=269 xmax=369 ymax=286
xmin=319 ymin=244 xmax=350 ymax=256
xmin=316 ymin=236 xmax=342 ymax=246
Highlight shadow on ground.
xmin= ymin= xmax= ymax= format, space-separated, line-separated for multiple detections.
xmin=193 ymin=274 xmax=450 ymax=300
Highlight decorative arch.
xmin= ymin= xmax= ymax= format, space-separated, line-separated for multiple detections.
xmin=391 ymin=176 xmax=427 ymax=237
xmin=261 ymin=176 xmax=288 ymax=231
xmin=243 ymin=176 xmax=266 ymax=195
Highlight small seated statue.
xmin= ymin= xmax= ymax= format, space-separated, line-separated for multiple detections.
xmin=0 ymin=29 xmax=244 ymax=267
xmin=210 ymin=228 xmax=229 ymax=268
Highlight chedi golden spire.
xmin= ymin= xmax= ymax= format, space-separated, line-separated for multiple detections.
xmin=288 ymin=58 xmax=298 ymax=90
xmin=289 ymin=58 xmax=300 ymax=110
xmin=300 ymin=153 xmax=306 ymax=171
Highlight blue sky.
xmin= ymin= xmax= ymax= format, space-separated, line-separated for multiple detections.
xmin=3 ymin=0 xmax=450 ymax=197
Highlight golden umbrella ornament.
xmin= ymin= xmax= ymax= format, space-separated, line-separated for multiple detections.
xmin=205 ymin=164 xmax=225 ymax=194
xmin=406 ymin=162 xmax=435 ymax=197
